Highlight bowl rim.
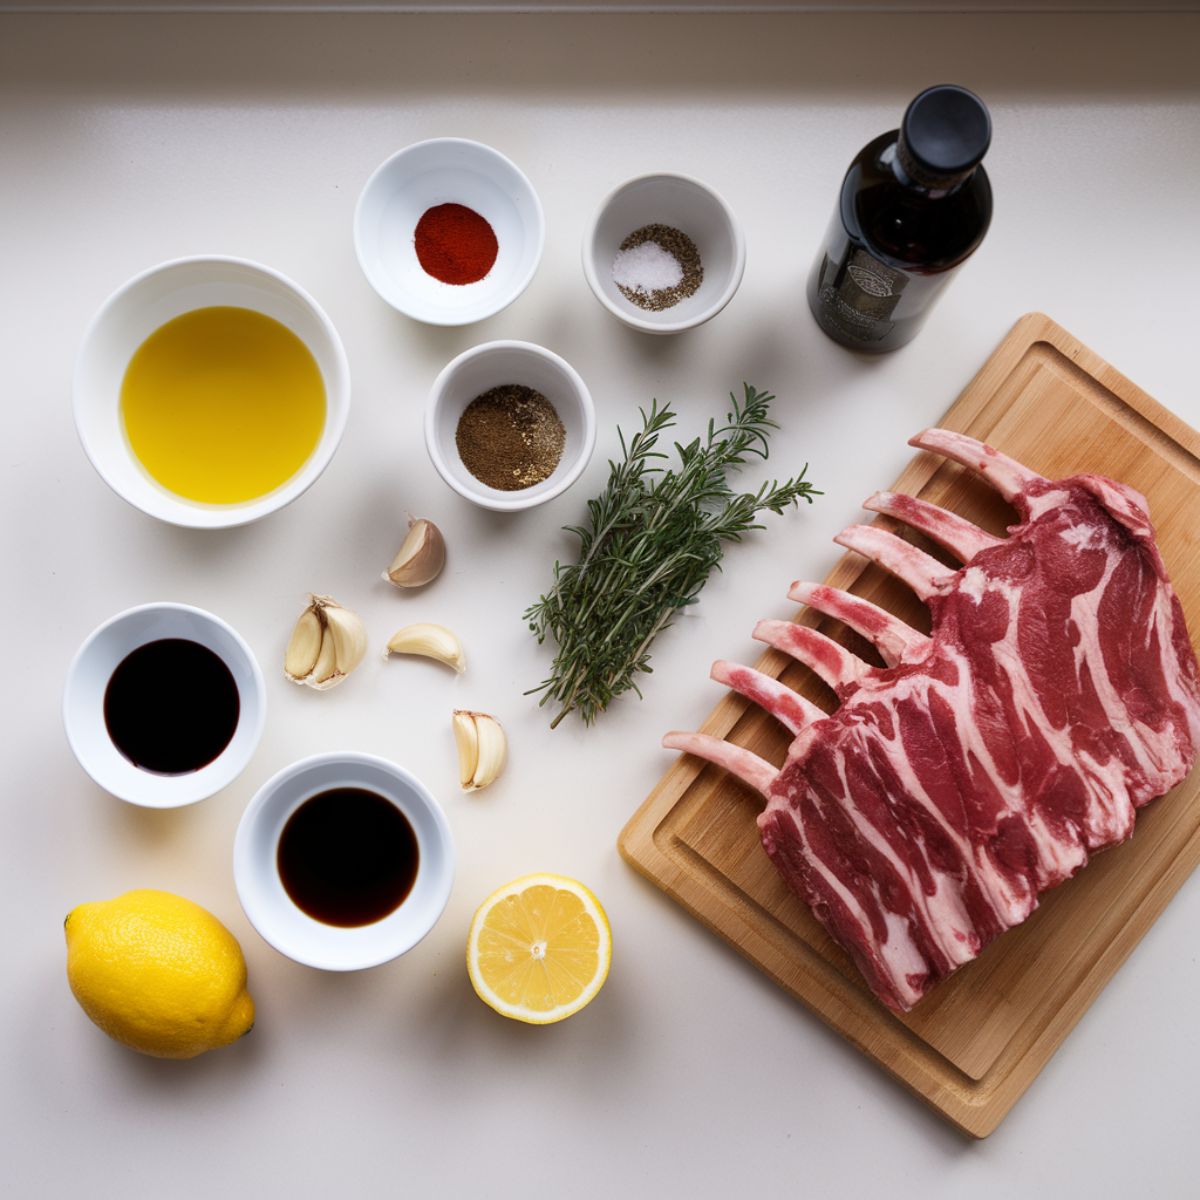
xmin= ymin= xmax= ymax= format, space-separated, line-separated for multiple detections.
xmin=72 ymin=253 xmax=352 ymax=530
xmin=61 ymin=601 xmax=268 ymax=809
xmin=424 ymin=339 xmax=596 ymax=513
xmin=233 ymin=750 xmax=457 ymax=971
xmin=352 ymin=136 xmax=546 ymax=327
xmin=581 ymin=170 xmax=747 ymax=335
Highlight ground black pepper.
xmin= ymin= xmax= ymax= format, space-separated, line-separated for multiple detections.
xmin=613 ymin=223 xmax=703 ymax=312
xmin=455 ymin=385 xmax=566 ymax=491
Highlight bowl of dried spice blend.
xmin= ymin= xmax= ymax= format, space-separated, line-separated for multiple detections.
xmin=425 ymin=341 xmax=595 ymax=513
xmin=354 ymin=138 xmax=544 ymax=326
xmin=583 ymin=173 xmax=745 ymax=335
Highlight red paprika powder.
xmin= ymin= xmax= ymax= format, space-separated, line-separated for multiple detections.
xmin=413 ymin=203 xmax=498 ymax=285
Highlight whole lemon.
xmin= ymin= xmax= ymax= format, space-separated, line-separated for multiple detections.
xmin=64 ymin=889 xmax=255 ymax=1059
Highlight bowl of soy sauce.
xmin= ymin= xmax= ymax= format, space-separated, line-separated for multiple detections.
xmin=233 ymin=753 xmax=455 ymax=971
xmin=63 ymin=602 xmax=267 ymax=807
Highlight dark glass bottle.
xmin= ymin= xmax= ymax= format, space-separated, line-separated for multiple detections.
xmin=807 ymin=84 xmax=993 ymax=353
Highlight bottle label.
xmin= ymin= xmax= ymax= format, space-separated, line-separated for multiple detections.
xmin=813 ymin=248 xmax=909 ymax=344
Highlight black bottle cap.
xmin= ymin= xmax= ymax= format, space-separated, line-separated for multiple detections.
xmin=899 ymin=84 xmax=991 ymax=182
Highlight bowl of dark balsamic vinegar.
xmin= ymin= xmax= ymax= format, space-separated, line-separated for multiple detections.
xmin=63 ymin=602 xmax=266 ymax=807
xmin=233 ymin=753 xmax=455 ymax=971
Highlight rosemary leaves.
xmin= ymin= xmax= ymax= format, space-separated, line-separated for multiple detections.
xmin=525 ymin=385 xmax=819 ymax=727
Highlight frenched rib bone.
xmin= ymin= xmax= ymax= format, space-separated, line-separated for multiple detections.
xmin=786 ymin=582 xmax=930 ymax=667
xmin=661 ymin=731 xmax=775 ymax=798
xmin=710 ymin=661 xmax=824 ymax=735
xmin=753 ymin=620 xmax=868 ymax=691
xmin=663 ymin=429 xmax=1200 ymax=1012
xmin=832 ymin=525 xmax=955 ymax=601
xmin=864 ymin=491 xmax=1003 ymax=562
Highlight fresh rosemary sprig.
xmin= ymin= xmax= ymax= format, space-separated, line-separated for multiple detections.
xmin=525 ymin=384 xmax=819 ymax=728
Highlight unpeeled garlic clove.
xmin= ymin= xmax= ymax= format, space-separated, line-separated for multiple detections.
xmin=284 ymin=595 xmax=368 ymax=690
xmin=384 ymin=518 xmax=446 ymax=589
xmin=452 ymin=710 xmax=506 ymax=792
xmin=385 ymin=623 xmax=466 ymax=673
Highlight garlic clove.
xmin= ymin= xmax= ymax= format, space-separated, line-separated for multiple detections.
xmin=471 ymin=713 xmax=507 ymax=791
xmin=384 ymin=518 xmax=446 ymax=589
xmin=307 ymin=623 xmax=342 ymax=689
xmin=452 ymin=710 xmax=479 ymax=790
xmin=385 ymin=623 xmax=466 ymax=673
xmin=452 ymin=710 xmax=506 ymax=792
xmin=284 ymin=607 xmax=323 ymax=682
xmin=284 ymin=595 xmax=368 ymax=691
xmin=322 ymin=601 xmax=368 ymax=677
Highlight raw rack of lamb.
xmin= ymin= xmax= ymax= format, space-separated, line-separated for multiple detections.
xmin=664 ymin=428 xmax=1200 ymax=1012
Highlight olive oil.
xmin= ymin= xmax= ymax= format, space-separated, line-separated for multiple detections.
xmin=277 ymin=788 xmax=419 ymax=927
xmin=121 ymin=306 xmax=325 ymax=504
xmin=104 ymin=639 xmax=240 ymax=774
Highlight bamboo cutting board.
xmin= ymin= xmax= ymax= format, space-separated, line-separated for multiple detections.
xmin=618 ymin=313 xmax=1200 ymax=1138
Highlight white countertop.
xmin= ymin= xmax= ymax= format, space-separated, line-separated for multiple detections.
xmin=4 ymin=10 xmax=1199 ymax=1197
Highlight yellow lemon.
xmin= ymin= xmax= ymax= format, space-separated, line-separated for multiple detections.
xmin=467 ymin=874 xmax=611 ymax=1025
xmin=64 ymin=889 xmax=255 ymax=1059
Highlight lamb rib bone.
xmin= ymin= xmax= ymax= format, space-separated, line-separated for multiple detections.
xmin=710 ymin=660 xmax=824 ymax=736
xmin=863 ymin=491 xmax=1003 ymax=563
xmin=752 ymin=620 xmax=869 ymax=691
xmin=786 ymin=582 xmax=930 ymax=667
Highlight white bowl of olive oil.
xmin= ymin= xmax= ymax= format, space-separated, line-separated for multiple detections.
xmin=74 ymin=256 xmax=351 ymax=529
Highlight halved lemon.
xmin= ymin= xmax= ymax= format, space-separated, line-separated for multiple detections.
xmin=467 ymin=874 xmax=612 ymax=1025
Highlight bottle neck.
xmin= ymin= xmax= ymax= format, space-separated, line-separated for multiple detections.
xmin=893 ymin=131 xmax=974 ymax=194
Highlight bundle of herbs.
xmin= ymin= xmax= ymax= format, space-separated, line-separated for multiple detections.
xmin=526 ymin=385 xmax=819 ymax=727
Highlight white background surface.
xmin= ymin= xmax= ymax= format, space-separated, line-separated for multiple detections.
xmin=3 ymin=10 xmax=1200 ymax=1197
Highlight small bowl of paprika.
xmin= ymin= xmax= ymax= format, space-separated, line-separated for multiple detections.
xmin=355 ymin=138 xmax=545 ymax=327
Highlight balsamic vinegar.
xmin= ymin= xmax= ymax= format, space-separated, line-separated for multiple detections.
xmin=808 ymin=84 xmax=993 ymax=353
xmin=104 ymin=638 xmax=239 ymax=774
xmin=277 ymin=788 xmax=419 ymax=927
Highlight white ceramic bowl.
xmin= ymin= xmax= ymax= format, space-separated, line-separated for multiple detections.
xmin=63 ymin=603 xmax=267 ymax=808
xmin=234 ymin=753 xmax=455 ymax=971
xmin=583 ymin=173 xmax=746 ymax=335
xmin=354 ymin=138 xmax=544 ymax=326
xmin=425 ymin=340 xmax=595 ymax=513
xmin=74 ymin=255 xmax=351 ymax=529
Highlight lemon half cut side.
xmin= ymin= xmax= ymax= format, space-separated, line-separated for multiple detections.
xmin=467 ymin=874 xmax=611 ymax=1025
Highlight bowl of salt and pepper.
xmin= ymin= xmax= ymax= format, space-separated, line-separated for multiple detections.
xmin=356 ymin=142 xmax=742 ymax=510
xmin=582 ymin=172 xmax=745 ymax=335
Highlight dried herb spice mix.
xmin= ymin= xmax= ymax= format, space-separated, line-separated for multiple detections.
xmin=456 ymin=385 xmax=566 ymax=491
xmin=611 ymin=224 xmax=703 ymax=312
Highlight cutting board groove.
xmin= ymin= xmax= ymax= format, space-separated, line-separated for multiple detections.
xmin=618 ymin=313 xmax=1200 ymax=1137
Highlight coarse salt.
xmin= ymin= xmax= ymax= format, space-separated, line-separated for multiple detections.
xmin=611 ymin=241 xmax=683 ymax=295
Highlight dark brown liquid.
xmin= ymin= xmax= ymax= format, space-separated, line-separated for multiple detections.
xmin=277 ymin=788 xmax=419 ymax=927
xmin=104 ymin=638 xmax=239 ymax=774
xmin=808 ymin=130 xmax=992 ymax=353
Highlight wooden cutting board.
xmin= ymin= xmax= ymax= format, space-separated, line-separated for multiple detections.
xmin=618 ymin=313 xmax=1200 ymax=1138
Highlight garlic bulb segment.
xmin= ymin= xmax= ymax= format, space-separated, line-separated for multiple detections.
xmin=385 ymin=623 xmax=466 ymax=674
xmin=384 ymin=518 xmax=446 ymax=589
xmin=283 ymin=607 xmax=323 ymax=681
xmin=452 ymin=710 xmax=506 ymax=792
xmin=283 ymin=595 xmax=368 ymax=690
